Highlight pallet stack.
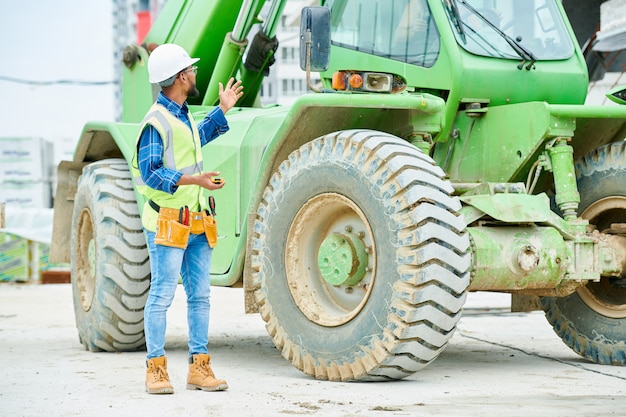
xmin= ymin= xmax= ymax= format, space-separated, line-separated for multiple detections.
xmin=0 ymin=137 xmax=53 ymax=209
xmin=0 ymin=138 xmax=69 ymax=283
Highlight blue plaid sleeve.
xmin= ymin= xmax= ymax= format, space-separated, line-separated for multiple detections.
xmin=137 ymin=125 xmax=182 ymax=194
xmin=197 ymin=107 xmax=229 ymax=146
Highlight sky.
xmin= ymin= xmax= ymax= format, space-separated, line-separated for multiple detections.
xmin=0 ymin=0 xmax=116 ymax=145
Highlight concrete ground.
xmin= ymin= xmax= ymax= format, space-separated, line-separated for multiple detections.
xmin=1 ymin=283 xmax=624 ymax=417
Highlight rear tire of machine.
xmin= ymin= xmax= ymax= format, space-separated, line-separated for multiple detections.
xmin=70 ymin=159 xmax=150 ymax=352
xmin=542 ymin=141 xmax=626 ymax=365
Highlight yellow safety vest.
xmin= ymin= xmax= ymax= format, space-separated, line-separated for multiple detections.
xmin=131 ymin=103 xmax=205 ymax=232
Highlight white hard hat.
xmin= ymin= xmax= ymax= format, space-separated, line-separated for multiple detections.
xmin=147 ymin=43 xmax=200 ymax=83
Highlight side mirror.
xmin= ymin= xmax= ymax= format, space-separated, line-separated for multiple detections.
xmin=299 ymin=7 xmax=331 ymax=73
xmin=606 ymin=85 xmax=626 ymax=105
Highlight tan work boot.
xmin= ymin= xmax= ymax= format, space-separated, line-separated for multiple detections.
xmin=145 ymin=356 xmax=174 ymax=394
xmin=186 ymin=354 xmax=228 ymax=391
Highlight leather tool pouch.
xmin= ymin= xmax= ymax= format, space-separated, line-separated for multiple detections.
xmin=202 ymin=211 xmax=218 ymax=248
xmin=155 ymin=208 xmax=191 ymax=249
xmin=190 ymin=212 xmax=205 ymax=235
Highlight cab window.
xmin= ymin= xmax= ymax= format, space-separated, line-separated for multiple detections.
xmin=329 ymin=0 xmax=440 ymax=68
xmin=447 ymin=0 xmax=574 ymax=60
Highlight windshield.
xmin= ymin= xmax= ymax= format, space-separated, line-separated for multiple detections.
xmin=446 ymin=0 xmax=574 ymax=60
xmin=328 ymin=0 xmax=440 ymax=68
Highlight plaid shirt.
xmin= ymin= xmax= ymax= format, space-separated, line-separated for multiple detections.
xmin=137 ymin=91 xmax=229 ymax=194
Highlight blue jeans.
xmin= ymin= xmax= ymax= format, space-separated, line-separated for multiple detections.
xmin=143 ymin=230 xmax=212 ymax=359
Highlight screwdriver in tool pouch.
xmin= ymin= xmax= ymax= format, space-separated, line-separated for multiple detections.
xmin=208 ymin=196 xmax=216 ymax=216
xmin=179 ymin=206 xmax=190 ymax=225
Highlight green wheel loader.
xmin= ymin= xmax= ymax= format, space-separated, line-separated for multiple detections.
xmin=51 ymin=0 xmax=626 ymax=381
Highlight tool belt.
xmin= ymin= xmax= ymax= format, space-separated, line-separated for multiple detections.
xmin=151 ymin=200 xmax=218 ymax=249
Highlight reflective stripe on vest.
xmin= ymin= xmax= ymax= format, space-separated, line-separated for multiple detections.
xmin=131 ymin=104 xmax=205 ymax=231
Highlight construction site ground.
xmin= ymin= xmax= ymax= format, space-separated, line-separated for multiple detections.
xmin=1 ymin=283 xmax=624 ymax=417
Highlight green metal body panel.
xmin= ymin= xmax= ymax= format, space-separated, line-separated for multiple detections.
xmin=73 ymin=120 xmax=140 ymax=164
xmin=433 ymin=102 xmax=573 ymax=183
xmin=432 ymin=100 xmax=626 ymax=186
xmin=190 ymin=104 xmax=285 ymax=284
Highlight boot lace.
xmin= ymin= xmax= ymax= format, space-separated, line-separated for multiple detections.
xmin=152 ymin=365 xmax=170 ymax=382
xmin=196 ymin=359 xmax=216 ymax=378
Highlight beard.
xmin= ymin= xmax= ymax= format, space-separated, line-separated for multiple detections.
xmin=187 ymin=82 xmax=200 ymax=98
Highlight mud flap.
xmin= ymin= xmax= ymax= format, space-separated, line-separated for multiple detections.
xmin=511 ymin=294 xmax=542 ymax=312
xmin=50 ymin=160 xmax=88 ymax=263
xmin=243 ymin=212 xmax=259 ymax=314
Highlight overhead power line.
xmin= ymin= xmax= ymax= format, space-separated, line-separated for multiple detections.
xmin=0 ymin=75 xmax=117 ymax=86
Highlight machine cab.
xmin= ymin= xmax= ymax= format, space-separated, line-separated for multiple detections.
xmin=315 ymin=0 xmax=587 ymax=106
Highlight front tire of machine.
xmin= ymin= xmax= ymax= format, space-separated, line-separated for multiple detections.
xmin=71 ymin=159 xmax=150 ymax=352
xmin=251 ymin=130 xmax=471 ymax=381
xmin=542 ymin=141 xmax=626 ymax=365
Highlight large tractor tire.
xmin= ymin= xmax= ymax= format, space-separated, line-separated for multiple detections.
xmin=70 ymin=159 xmax=150 ymax=352
xmin=251 ymin=130 xmax=471 ymax=381
xmin=542 ymin=141 xmax=626 ymax=365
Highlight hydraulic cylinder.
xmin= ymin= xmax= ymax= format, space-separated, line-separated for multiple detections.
xmin=549 ymin=140 xmax=580 ymax=220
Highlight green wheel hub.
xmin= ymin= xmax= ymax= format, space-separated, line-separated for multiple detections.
xmin=318 ymin=233 xmax=368 ymax=286
xmin=284 ymin=192 xmax=376 ymax=327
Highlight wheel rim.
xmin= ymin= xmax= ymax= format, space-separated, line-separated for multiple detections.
xmin=579 ymin=196 xmax=626 ymax=318
xmin=76 ymin=208 xmax=96 ymax=312
xmin=285 ymin=193 xmax=376 ymax=327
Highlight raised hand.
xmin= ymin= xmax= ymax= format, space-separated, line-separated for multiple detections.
xmin=218 ymin=78 xmax=244 ymax=114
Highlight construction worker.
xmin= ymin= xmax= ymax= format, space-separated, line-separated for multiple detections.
xmin=132 ymin=43 xmax=243 ymax=394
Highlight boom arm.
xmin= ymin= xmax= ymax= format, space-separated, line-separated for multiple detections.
xmin=236 ymin=0 xmax=285 ymax=107
xmin=202 ymin=0 xmax=285 ymax=107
